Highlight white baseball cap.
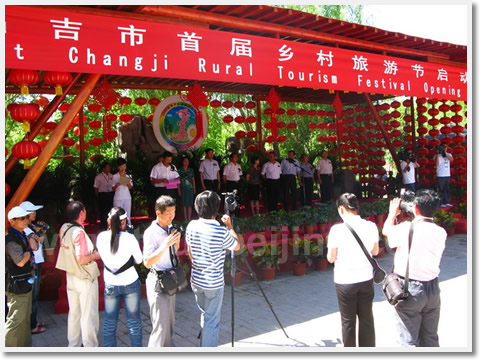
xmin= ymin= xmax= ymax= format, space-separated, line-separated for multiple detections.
xmin=19 ymin=201 xmax=43 ymax=211
xmin=8 ymin=206 xmax=33 ymax=220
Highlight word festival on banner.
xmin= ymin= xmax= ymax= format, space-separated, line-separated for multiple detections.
xmin=6 ymin=6 xmax=467 ymax=100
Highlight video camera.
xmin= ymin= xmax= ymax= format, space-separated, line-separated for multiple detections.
xmin=168 ymin=224 xmax=185 ymax=236
xmin=399 ymin=189 xmax=416 ymax=216
xmin=222 ymin=189 xmax=241 ymax=213
xmin=399 ymin=150 xmax=415 ymax=163
xmin=436 ymin=144 xmax=447 ymax=157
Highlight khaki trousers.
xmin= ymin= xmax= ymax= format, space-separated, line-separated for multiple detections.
xmin=146 ymin=272 xmax=176 ymax=347
xmin=5 ymin=291 xmax=32 ymax=347
xmin=66 ymin=273 xmax=99 ymax=347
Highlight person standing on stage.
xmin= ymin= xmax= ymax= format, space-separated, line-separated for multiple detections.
xmin=178 ymin=156 xmax=196 ymax=222
xmin=261 ymin=151 xmax=282 ymax=212
xmin=400 ymin=149 xmax=419 ymax=193
xmin=246 ymin=156 xmax=262 ymax=216
xmin=434 ymin=144 xmax=454 ymax=208
xmin=150 ymin=151 xmax=180 ymax=200
xmin=94 ymin=162 xmax=115 ymax=231
xmin=316 ymin=150 xmax=334 ymax=202
xmin=299 ymin=154 xmax=315 ymax=207
xmin=113 ymin=158 xmax=133 ymax=225
xmin=222 ymin=153 xmax=243 ymax=217
xmin=199 ymin=148 xmax=221 ymax=194
xmin=280 ymin=150 xmax=301 ymax=211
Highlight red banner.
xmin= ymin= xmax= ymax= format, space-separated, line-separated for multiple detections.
xmin=6 ymin=6 xmax=467 ymax=100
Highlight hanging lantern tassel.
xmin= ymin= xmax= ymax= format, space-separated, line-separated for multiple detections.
xmin=23 ymin=159 xmax=31 ymax=169
xmin=23 ymin=121 xmax=30 ymax=133
xmin=54 ymin=85 xmax=63 ymax=96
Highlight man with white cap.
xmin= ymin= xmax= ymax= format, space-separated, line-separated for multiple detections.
xmin=19 ymin=201 xmax=48 ymax=335
xmin=5 ymin=206 xmax=38 ymax=347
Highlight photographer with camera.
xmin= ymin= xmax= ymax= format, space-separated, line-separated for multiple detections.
xmin=400 ymin=150 xmax=419 ymax=193
xmin=19 ymin=201 xmax=48 ymax=335
xmin=185 ymin=191 xmax=242 ymax=347
xmin=223 ymin=153 xmax=243 ymax=217
xmin=383 ymin=189 xmax=447 ymax=347
xmin=433 ymin=144 xmax=453 ymax=208
xmin=143 ymin=196 xmax=181 ymax=347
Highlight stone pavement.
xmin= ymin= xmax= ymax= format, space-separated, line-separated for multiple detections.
xmin=31 ymin=234 xmax=470 ymax=350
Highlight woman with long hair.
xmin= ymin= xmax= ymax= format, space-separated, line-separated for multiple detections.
xmin=178 ymin=156 xmax=196 ymax=221
xmin=246 ymin=156 xmax=262 ymax=216
xmin=97 ymin=207 xmax=143 ymax=347
xmin=327 ymin=193 xmax=379 ymax=347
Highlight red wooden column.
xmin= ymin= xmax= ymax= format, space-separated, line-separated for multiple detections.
xmin=363 ymin=93 xmax=402 ymax=175
xmin=6 ymin=74 xmax=101 ymax=228
xmin=5 ymin=73 xmax=81 ymax=176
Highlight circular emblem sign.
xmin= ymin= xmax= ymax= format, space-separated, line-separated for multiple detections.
xmin=152 ymin=95 xmax=208 ymax=153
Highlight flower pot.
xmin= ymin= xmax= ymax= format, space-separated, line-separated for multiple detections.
xmin=305 ymin=225 xmax=315 ymax=235
xmin=315 ymin=258 xmax=329 ymax=271
xmin=293 ymin=262 xmax=307 ymax=276
xmin=225 ymin=272 xmax=243 ymax=286
xmin=318 ymin=223 xmax=327 ymax=234
xmin=44 ymin=248 xmax=56 ymax=263
xmin=290 ymin=226 xmax=300 ymax=236
xmin=262 ymin=267 xmax=276 ymax=281
xmin=447 ymin=227 xmax=455 ymax=236
xmin=374 ymin=246 xmax=386 ymax=258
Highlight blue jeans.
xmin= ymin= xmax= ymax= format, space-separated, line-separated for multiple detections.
xmin=103 ymin=279 xmax=142 ymax=347
xmin=31 ymin=263 xmax=42 ymax=329
xmin=191 ymin=284 xmax=224 ymax=347
xmin=404 ymin=183 xmax=416 ymax=193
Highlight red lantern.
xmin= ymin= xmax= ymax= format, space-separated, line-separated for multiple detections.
xmin=134 ymin=97 xmax=147 ymax=106
xmin=428 ymin=108 xmax=440 ymax=117
xmin=428 ymin=119 xmax=440 ymax=126
xmin=6 ymin=183 xmax=11 ymax=197
xmin=246 ymin=131 xmax=257 ymax=138
xmin=88 ymin=120 xmax=102 ymax=130
xmin=104 ymin=113 xmax=118 ymax=122
xmin=233 ymin=101 xmax=245 ymax=109
xmin=59 ymin=103 xmax=71 ymax=112
xmin=417 ymin=127 xmax=428 ymax=135
xmin=120 ymin=114 xmax=133 ymax=123
xmin=8 ymin=69 xmax=39 ymax=95
xmin=235 ymin=131 xmax=246 ymax=138
xmin=88 ymin=103 xmax=102 ymax=112
xmin=391 ymin=101 xmax=401 ymax=109
xmin=428 ymin=129 xmax=440 ymax=137
xmin=391 ymin=139 xmax=403 ymax=147
xmin=43 ymin=71 xmax=73 ymax=95
xmin=297 ymin=109 xmax=307 ymax=116
xmin=119 ymin=97 xmax=132 ymax=106
xmin=234 ymin=116 xmax=245 ymax=124
xmin=10 ymin=103 xmax=40 ymax=132
xmin=277 ymin=135 xmax=287 ymax=143
xmin=12 ymin=140 xmax=41 ymax=169
xmin=90 ymin=154 xmax=105 ymax=162
xmin=263 ymin=108 xmax=273 ymax=115
xmin=403 ymin=99 xmax=412 ymax=107
xmin=62 ymin=155 xmax=76 ymax=163
xmin=451 ymin=115 xmax=463 ymax=124
xmin=450 ymin=104 xmax=463 ymax=112
xmin=264 ymin=135 xmax=275 ymax=143
xmin=61 ymin=137 xmax=75 ymax=147
xmin=440 ymin=116 xmax=451 ymax=125
xmin=317 ymin=135 xmax=328 ymax=142
xmin=391 ymin=110 xmax=401 ymax=118
xmin=307 ymin=122 xmax=317 ymax=130
xmin=403 ymin=126 xmax=413 ymax=133
xmin=148 ymin=115 xmax=154 ymax=122
xmin=245 ymin=101 xmax=256 ymax=109
xmin=327 ymin=135 xmax=337 ymax=142
xmin=286 ymin=109 xmax=297 ymax=116
xmin=223 ymin=115 xmax=233 ymax=123
xmin=247 ymin=144 xmax=258 ymax=152
xmin=277 ymin=122 xmax=286 ymax=129
xmin=106 ymin=130 xmax=118 ymax=141
xmin=429 ymin=139 xmax=440 ymax=147
xmin=35 ymin=96 xmax=49 ymax=108
xmin=452 ymin=135 xmax=464 ymax=143
xmin=210 ymin=100 xmax=221 ymax=108
xmin=264 ymin=122 xmax=273 ymax=129
xmin=287 ymin=123 xmax=297 ymax=130
xmin=148 ymin=98 xmax=161 ymax=106
xmin=74 ymin=126 xmax=88 ymax=136
xmin=389 ymin=130 xmax=401 ymax=138
xmin=390 ymin=120 xmax=401 ymax=128
xmin=222 ymin=101 xmax=233 ymax=109
xmin=439 ymin=104 xmax=450 ymax=113
xmin=74 ymin=114 xmax=87 ymax=125
xmin=452 ymin=125 xmax=465 ymax=134
xmin=89 ymin=137 xmax=103 ymax=147
xmin=246 ymin=116 xmax=257 ymax=124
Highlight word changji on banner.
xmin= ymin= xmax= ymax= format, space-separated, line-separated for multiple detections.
xmin=6 ymin=6 xmax=467 ymax=100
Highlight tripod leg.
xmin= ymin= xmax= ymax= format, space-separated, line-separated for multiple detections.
xmin=243 ymin=260 xmax=289 ymax=339
xmin=231 ymin=251 xmax=235 ymax=347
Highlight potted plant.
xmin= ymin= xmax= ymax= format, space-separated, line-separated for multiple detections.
xmin=301 ymin=206 xmax=316 ymax=235
xmin=252 ymin=243 xmax=281 ymax=281
xmin=248 ymin=214 xmax=268 ymax=239
xmin=370 ymin=199 xmax=389 ymax=225
xmin=434 ymin=209 xmax=459 ymax=236
xmin=287 ymin=209 xmax=306 ymax=236
xmin=289 ymin=238 xmax=310 ymax=276
xmin=43 ymin=226 xmax=59 ymax=263
xmin=310 ymin=236 xmax=329 ymax=270
xmin=313 ymin=204 xmax=329 ymax=233
xmin=267 ymin=210 xmax=288 ymax=239
xmin=224 ymin=246 xmax=247 ymax=286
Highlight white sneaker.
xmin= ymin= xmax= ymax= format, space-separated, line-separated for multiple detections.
xmin=446 ymin=203 xmax=453 ymax=207
xmin=440 ymin=204 xmax=447 ymax=208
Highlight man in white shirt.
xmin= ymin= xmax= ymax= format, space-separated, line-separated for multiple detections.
xmin=383 ymin=189 xmax=447 ymax=347
xmin=433 ymin=144 xmax=453 ymax=208
xmin=400 ymin=150 xmax=419 ymax=193
xmin=143 ymin=196 xmax=181 ymax=347
xmin=280 ymin=150 xmax=301 ymax=211
xmin=223 ymin=153 xmax=243 ymax=216
xmin=94 ymin=162 xmax=115 ymax=230
xmin=261 ymin=151 xmax=282 ymax=212
xmin=316 ymin=150 xmax=334 ymax=202
xmin=199 ymin=148 xmax=221 ymax=193
xmin=150 ymin=151 xmax=180 ymax=200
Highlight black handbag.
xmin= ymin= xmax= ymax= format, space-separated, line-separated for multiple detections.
xmin=153 ymin=246 xmax=188 ymax=296
xmin=344 ymin=222 xmax=386 ymax=284
xmin=7 ymin=272 xmax=33 ymax=294
xmin=382 ymin=223 xmax=414 ymax=305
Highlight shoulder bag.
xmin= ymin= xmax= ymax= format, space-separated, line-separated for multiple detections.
xmin=153 ymin=246 xmax=188 ymax=296
xmin=382 ymin=222 xmax=414 ymax=306
xmin=344 ymin=222 xmax=386 ymax=284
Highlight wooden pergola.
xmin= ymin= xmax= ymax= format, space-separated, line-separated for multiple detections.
xmin=5 ymin=5 xmax=467 ymax=220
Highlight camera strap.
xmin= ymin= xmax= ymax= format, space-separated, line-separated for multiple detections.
xmin=344 ymin=223 xmax=384 ymax=275
xmin=400 ymin=222 xmax=415 ymax=296
xmin=169 ymin=245 xmax=179 ymax=268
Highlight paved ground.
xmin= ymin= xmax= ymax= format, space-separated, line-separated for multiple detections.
xmin=31 ymin=234 xmax=470 ymax=351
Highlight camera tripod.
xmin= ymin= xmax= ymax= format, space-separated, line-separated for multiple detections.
xmin=224 ymin=197 xmax=289 ymax=347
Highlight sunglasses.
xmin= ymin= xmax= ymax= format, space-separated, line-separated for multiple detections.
xmin=13 ymin=216 xmax=29 ymax=221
